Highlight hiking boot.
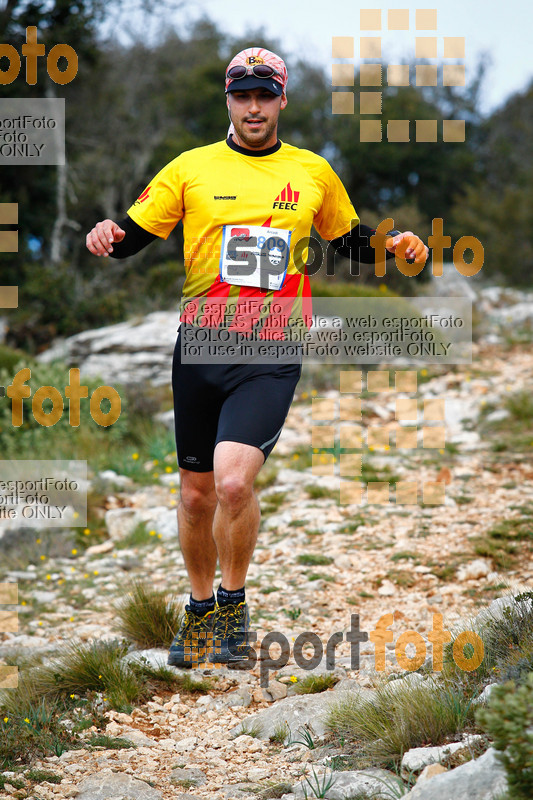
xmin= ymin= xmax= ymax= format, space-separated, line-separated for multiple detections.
xmin=167 ymin=605 xmax=215 ymax=668
xmin=209 ymin=601 xmax=255 ymax=667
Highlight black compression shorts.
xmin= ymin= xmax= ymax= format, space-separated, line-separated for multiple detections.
xmin=171 ymin=327 xmax=302 ymax=472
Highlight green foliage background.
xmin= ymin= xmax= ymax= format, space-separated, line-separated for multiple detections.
xmin=0 ymin=1 xmax=531 ymax=353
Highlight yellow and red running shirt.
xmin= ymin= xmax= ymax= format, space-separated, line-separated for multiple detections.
xmin=127 ymin=138 xmax=359 ymax=338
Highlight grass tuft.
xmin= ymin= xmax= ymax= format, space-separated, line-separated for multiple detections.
xmin=471 ymin=513 xmax=533 ymax=570
xmin=114 ymin=578 xmax=184 ymax=648
xmin=85 ymin=734 xmax=136 ymax=749
xmin=235 ymin=720 xmax=263 ymax=739
xmin=297 ymin=554 xmax=334 ymax=566
xmin=0 ymin=635 xmax=210 ymax=768
xmin=293 ymin=674 xmax=339 ymax=694
xmin=305 ymin=485 xmax=338 ymax=500
xmin=269 ymin=722 xmax=290 ymax=744
xmin=326 ymin=677 xmax=477 ymax=766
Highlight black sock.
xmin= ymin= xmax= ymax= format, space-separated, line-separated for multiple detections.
xmin=217 ymin=585 xmax=245 ymax=607
xmin=189 ymin=594 xmax=215 ymax=614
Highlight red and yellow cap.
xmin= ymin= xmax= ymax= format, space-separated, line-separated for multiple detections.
xmin=225 ymin=47 xmax=288 ymax=97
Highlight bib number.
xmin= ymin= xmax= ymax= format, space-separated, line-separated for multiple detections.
xmin=220 ymin=224 xmax=291 ymax=291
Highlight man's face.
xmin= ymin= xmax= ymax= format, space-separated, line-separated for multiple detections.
xmin=227 ymin=87 xmax=287 ymax=149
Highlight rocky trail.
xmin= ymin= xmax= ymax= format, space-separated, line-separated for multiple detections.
xmin=1 ymin=281 xmax=533 ymax=799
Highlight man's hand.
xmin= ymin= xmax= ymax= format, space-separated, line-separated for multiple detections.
xmin=385 ymin=231 xmax=429 ymax=264
xmin=86 ymin=219 xmax=126 ymax=257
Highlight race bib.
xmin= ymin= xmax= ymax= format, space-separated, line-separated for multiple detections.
xmin=220 ymin=224 xmax=291 ymax=291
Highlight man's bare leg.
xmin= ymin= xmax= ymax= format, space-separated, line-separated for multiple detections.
xmin=212 ymin=440 xmax=265 ymax=590
xmin=177 ymin=469 xmax=218 ymax=600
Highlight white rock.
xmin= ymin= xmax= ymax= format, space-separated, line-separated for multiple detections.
xmin=247 ymin=767 xmax=270 ymax=780
xmin=99 ymin=470 xmax=134 ymax=487
xmin=417 ymin=763 xmax=447 ymax=783
xmin=37 ymin=310 xmax=178 ymax=387
xmin=85 ymin=540 xmax=115 ymax=555
xmin=104 ymin=508 xmax=141 ymax=540
xmin=123 ymin=648 xmax=170 ymax=670
xmin=473 ymin=683 xmax=498 ymax=705
xmin=171 ymin=735 xmax=198 ymax=751
xmin=261 ymin=680 xmax=288 ymax=702
xmin=457 ymin=559 xmax=491 ymax=581
xmin=403 ymin=747 xmax=506 ymax=799
xmin=402 ymin=735 xmax=484 ymax=773
xmin=475 ymin=593 xmax=533 ymax=627
xmin=483 ymin=409 xmax=509 ymax=424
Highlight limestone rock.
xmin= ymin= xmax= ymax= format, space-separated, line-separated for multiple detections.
xmin=403 ymin=748 xmax=506 ymax=800
xmin=170 ymin=768 xmax=206 ymax=787
xmin=104 ymin=508 xmax=141 ymax=540
xmin=37 ymin=310 xmax=178 ymax=387
xmin=402 ymin=735 xmax=484 ymax=773
xmin=261 ymin=680 xmax=288 ymax=702
xmin=221 ymin=686 xmax=253 ymax=708
xmin=74 ymin=769 xmax=163 ymax=799
xmin=457 ymin=559 xmax=491 ymax=581
xmin=417 ymin=763 xmax=447 ymax=783
xmin=122 ymin=648 xmax=170 ymax=671
xmin=230 ymin=688 xmax=366 ymax=741
xmin=292 ymin=768 xmax=397 ymax=799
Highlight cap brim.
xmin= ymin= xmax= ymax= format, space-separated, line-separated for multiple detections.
xmin=226 ymin=75 xmax=283 ymax=95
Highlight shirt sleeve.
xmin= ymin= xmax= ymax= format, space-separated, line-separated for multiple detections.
xmin=109 ymin=216 xmax=158 ymax=258
xmin=313 ymin=161 xmax=359 ymax=242
xmin=126 ymin=156 xmax=184 ymax=240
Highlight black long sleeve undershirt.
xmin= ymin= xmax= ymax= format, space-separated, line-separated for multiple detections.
xmin=329 ymin=224 xmax=396 ymax=264
xmin=109 ymin=216 xmax=397 ymax=263
xmin=109 ymin=216 xmax=158 ymax=258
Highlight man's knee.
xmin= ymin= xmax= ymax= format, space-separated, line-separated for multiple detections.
xmin=180 ymin=472 xmax=217 ymax=516
xmin=215 ymin=472 xmax=255 ymax=510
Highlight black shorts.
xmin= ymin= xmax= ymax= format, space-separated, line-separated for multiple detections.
xmin=171 ymin=327 xmax=302 ymax=472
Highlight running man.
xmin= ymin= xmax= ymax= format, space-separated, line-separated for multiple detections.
xmin=86 ymin=46 xmax=429 ymax=669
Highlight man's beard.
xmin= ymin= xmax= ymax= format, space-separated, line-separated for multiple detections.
xmin=232 ymin=115 xmax=277 ymax=148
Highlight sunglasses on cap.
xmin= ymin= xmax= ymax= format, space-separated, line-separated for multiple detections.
xmin=226 ymin=64 xmax=281 ymax=81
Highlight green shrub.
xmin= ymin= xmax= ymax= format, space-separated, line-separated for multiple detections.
xmin=0 ymin=637 xmax=194 ymax=720
xmin=476 ymin=673 xmax=533 ymax=800
xmin=0 ymin=357 xmax=130 ymax=460
xmin=0 ymin=694 xmax=80 ymax=768
xmin=0 ymin=343 xmax=36 ymax=372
